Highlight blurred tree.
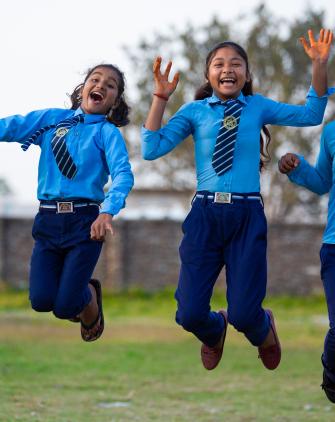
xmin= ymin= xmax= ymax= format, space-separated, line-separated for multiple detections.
xmin=0 ymin=178 xmax=11 ymax=196
xmin=125 ymin=3 xmax=335 ymax=222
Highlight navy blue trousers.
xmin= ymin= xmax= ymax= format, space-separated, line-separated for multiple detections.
xmin=175 ymin=193 xmax=270 ymax=347
xmin=320 ymin=244 xmax=335 ymax=382
xmin=29 ymin=206 xmax=102 ymax=319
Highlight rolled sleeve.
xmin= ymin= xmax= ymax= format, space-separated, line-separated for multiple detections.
xmin=100 ymin=126 xmax=134 ymax=216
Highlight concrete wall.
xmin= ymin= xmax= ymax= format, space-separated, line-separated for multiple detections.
xmin=0 ymin=217 xmax=324 ymax=295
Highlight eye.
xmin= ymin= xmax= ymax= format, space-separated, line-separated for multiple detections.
xmin=91 ymin=78 xmax=99 ymax=83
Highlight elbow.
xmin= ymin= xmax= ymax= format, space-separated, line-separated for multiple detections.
xmin=309 ymin=113 xmax=324 ymax=126
xmin=313 ymin=117 xmax=323 ymax=126
xmin=142 ymin=151 xmax=156 ymax=161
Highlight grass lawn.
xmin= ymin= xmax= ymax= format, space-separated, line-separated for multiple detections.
xmin=0 ymin=288 xmax=334 ymax=421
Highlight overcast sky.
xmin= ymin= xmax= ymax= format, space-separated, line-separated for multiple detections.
xmin=0 ymin=0 xmax=334 ymax=203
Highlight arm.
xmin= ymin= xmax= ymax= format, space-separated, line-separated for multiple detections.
xmin=144 ymin=57 xmax=179 ymax=131
xmin=141 ymin=57 xmax=193 ymax=160
xmin=278 ymin=127 xmax=333 ymax=195
xmin=300 ymin=28 xmax=333 ymax=97
xmin=91 ymin=126 xmax=134 ymax=241
xmin=0 ymin=109 xmax=67 ymax=145
xmin=261 ymin=29 xmax=333 ymax=127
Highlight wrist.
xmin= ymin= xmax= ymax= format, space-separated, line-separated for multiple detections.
xmin=153 ymin=92 xmax=169 ymax=101
xmin=312 ymin=57 xmax=328 ymax=66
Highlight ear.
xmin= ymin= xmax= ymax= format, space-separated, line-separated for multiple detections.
xmin=77 ymin=86 xmax=83 ymax=101
xmin=112 ymin=98 xmax=120 ymax=110
xmin=246 ymin=71 xmax=251 ymax=83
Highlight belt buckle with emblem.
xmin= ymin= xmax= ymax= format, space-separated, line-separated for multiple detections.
xmin=57 ymin=201 xmax=74 ymax=213
xmin=223 ymin=115 xmax=237 ymax=130
xmin=55 ymin=127 xmax=69 ymax=137
xmin=214 ymin=192 xmax=232 ymax=204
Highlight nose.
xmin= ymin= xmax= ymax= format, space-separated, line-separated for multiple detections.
xmin=222 ymin=65 xmax=233 ymax=74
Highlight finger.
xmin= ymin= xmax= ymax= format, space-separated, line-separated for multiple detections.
xmin=299 ymin=37 xmax=309 ymax=52
xmin=319 ymin=28 xmax=325 ymax=43
xmin=324 ymin=29 xmax=331 ymax=44
xmin=172 ymin=72 xmax=180 ymax=88
xmin=293 ymin=156 xmax=300 ymax=167
xmin=328 ymin=31 xmax=334 ymax=45
xmin=90 ymin=226 xmax=98 ymax=240
xmin=278 ymin=162 xmax=290 ymax=174
xmin=282 ymin=163 xmax=292 ymax=172
xmin=105 ymin=223 xmax=115 ymax=236
xmin=99 ymin=224 xmax=105 ymax=240
xmin=163 ymin=61 xmax=172 ymax=79
xmin=308 ymin=29 xmax=316 ymax=45
xmin=153 ymin=57 xmax=162 ymax=75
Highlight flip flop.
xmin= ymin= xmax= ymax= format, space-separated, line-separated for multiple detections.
xmin=80 ymin=279 xmax=104 ymax=342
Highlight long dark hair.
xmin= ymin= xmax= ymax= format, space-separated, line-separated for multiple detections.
xmin=195 ymin=41 xmax=271 ymax=170
xmin=70 ymin=64 xmax=130 ymax=127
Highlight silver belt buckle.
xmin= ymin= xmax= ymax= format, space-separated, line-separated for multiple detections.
xmin=214 ymin=192 xmax=232 ymax=204
xmin=57 ymin=201 xmax=74 ymax=213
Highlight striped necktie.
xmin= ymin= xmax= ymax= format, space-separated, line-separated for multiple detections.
xmin=212 ymin=99 xmax=242 ymax=175
xmin=50 ymin=115 xmax=84 ymax=179
xmin=21 ymin=115 xmax=84 ymax=180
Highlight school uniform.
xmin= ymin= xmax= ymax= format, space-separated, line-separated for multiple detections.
xmin=141 ymin=87 xmax=329 ymax=348
xmin=287 ymin=120 xmax=335 ymax=382
xmin=0 ymin=108 xmax=134 ymax=318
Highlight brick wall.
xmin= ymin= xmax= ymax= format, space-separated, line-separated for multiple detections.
xmin=0 ymin=217 xmax=325 ymax=295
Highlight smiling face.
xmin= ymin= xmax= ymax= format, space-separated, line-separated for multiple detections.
xmin=80 ymin=66 xmax=120 ymax=115
xmin=207 ymin=46 xmax=250 ymax=101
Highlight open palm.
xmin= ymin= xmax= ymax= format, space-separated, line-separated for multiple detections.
xmin=153 ymin=57 xmax=179 ymax=98
xmin=300 ymin=28 xmax=333 ymax=62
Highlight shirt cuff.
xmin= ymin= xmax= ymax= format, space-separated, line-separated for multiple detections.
xmin=308 ymin=85 xmax=335 ymax=98
xmin=100 ymin=192 xmax=126 ymax=216
xmin=287 ymin=155 xmax=307 ymax=181
xmin=141 ymin=125 xmax=159 ymax=139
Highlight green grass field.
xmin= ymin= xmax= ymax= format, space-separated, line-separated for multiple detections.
xmin=0 ymin=288 xmax=334 ymax=421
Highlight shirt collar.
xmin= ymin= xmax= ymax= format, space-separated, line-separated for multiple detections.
xmin=207 ymin=91 xmax=247 ymax=106
xmin=74 ymin=107 xmax=107 ymax=123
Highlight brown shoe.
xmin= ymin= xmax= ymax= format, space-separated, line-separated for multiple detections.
xmin=258 ymin=309 xmax=281 ymax=370
xmin=201 ymin=310 xmax=228 ymax=370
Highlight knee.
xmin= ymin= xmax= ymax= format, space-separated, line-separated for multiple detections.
xmin=176 ymin=308 xmax=206 ymax=332
xmin=30 ymin=293 xmax=54 ymax=313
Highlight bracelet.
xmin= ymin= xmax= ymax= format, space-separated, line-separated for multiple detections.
xmin=153 ymin=93 xmax=169 ymax=101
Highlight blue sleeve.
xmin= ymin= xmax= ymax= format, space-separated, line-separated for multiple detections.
xmin=0 ymin=109 xmax=69 ymax=145
xmin=261 ymin=86 xmax=329 ymax=127
xmin=141 ymin=103 xmax=193 ymax=160
xmin=288 ymin=125 xmax=333 ymax=195
xmin=99 ymin=124 xmax=134 ymax=216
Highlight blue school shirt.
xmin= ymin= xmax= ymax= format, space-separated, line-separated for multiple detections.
xmin=141 ymin=87 xmax=329 ymax=193
xmin=287 ymin=121 xmax=335 ymax=244
xmin=0 ymin=108 xmax=134 ymax=216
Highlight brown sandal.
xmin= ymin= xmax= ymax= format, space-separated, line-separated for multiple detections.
xmin=80 ymin=279 xmax=104 ymax=342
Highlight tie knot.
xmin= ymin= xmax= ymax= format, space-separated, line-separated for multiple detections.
xmin=224 ymin=99 xmax=239 ymax=107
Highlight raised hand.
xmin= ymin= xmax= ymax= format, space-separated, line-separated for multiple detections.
xmin=278 ymin=153 xmax=300 ymax=174
xmin=300 ymin=28 xmax=333 ymax=63
xmin=153 ymin=57 xmax=179 ymax=99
